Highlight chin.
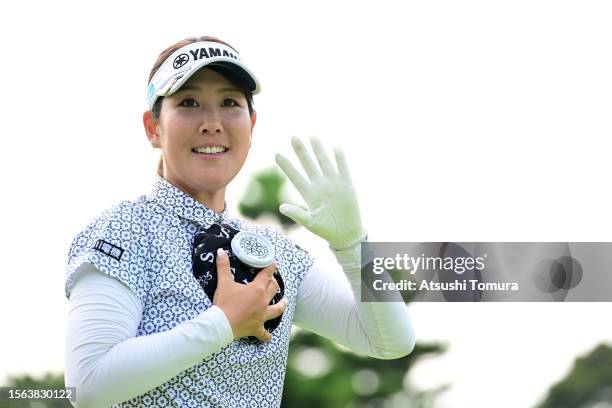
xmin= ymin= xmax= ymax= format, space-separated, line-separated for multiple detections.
xmin=191 ymin=174 xmax=232 ymax=190
xmin=191 ymin=179 xmax=227 ymax=191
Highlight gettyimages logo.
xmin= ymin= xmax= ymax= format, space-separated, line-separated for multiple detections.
xmin=361 ymin=242 xmax=612 ymax=302
xmin=372 ymin=253 xmax=487 ymax=275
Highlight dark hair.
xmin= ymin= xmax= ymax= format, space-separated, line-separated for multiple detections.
xmin=148 ymin=36 xmax=256 ymax=176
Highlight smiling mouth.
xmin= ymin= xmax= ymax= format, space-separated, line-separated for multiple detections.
xmin=191 ymin=146 xmax=229 ymax=155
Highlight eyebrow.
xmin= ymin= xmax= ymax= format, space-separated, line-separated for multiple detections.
xmin=176 ymin=85 xmax=243 ymax=94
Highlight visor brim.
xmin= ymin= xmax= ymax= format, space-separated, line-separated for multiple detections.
xmin=165 ymin=57 xmax=259 ymax=97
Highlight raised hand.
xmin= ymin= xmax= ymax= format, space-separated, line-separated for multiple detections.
xmin=275 ymin=136 xmax=367 ymax=250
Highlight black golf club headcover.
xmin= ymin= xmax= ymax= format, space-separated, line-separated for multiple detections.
xmin=192 ymin=223 xmax=285 ymax=338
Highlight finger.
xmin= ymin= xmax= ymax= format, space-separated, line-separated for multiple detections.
xmin=334 ymin=148 xmax=352 ymax=180
xmin=275 ymin=152 xmax=311 ymax=199
xmin=254 ymin=261 xmax=276 ymax=284
xmin=279 ymin=203 xmax=313 ymax=228
xmin=311 ymin=137 xmax=335 ymax=177
xmin=264 ymin=299 xmax=287 ymax=320
xmin=291 ymin=136 xmax=321 ymax=181
xmin=265 ymin=277 xmax=280 ymax=299
xmin=280 ymin=201 xmax=309 ymax=216
xmin=215 ymin=248 xmax=232 ymax=284
xmin=257 ymin=326 xmax=272 ymax=342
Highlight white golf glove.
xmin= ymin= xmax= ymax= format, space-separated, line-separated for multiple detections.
xmin=275 ymin=137 xmax=367 ymax=251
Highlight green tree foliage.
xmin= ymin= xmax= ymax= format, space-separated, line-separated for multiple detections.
xmin=239 ymin=167 xmax=295 ymax=227
xmin=536 ymin=343 xmax=612 ymax=408
xmin=282 ymin=330 xmax=447 ymax=408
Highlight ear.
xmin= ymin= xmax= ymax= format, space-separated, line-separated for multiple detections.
xmin=249 ymin=111 xmax=257 ymax=147
xmin=250 ymin=110 xmax=257 ymax=131
xmin=143 ymin=110 xmax=161 ymax=148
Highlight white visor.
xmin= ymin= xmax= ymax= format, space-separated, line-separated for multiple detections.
xmin=147 ymin=41 xmax=260 ymax=109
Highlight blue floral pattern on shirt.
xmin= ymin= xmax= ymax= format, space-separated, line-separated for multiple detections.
xmin=65 ymin=176 xmax=314 ymax=407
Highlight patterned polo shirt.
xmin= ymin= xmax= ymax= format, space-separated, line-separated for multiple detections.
xmin=65 ymin=176 xmax=315 ymax=407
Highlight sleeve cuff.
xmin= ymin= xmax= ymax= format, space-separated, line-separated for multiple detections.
xmin=329 ymin=230 xmax=368 ymax=252
xmin=330 ymin=233 xmax=372 ymax=271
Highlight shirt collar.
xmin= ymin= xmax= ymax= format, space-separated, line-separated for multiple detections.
xmin=147 ymin=176 xmax=229 ymax=229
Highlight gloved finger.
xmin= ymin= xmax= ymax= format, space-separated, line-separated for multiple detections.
xmin=310 ymin=137 xmax=335 ymax=177
xmin=279 ymin=203 xmax=314 ymax=228
xmin=286 ymin=201 xmax=308 ymax=212
xmin=334 ymin=148 xmax=352 ymax=181
xmin=275 ymin=153 xmax=311 ymax=200
xmin=291 ymin=136 xmax=321 ymax=181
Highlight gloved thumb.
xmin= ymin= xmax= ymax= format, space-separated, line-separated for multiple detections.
xmin=279 ymin=203 xmax=312 ymax=227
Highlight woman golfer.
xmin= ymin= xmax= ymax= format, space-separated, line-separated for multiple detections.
xmin=64 ymin=36 xmax=415 ymax=408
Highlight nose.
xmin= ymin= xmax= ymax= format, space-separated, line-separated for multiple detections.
xmin=198 ymin=108 xmax=223 ymax=134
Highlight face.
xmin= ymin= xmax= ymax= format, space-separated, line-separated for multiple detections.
xmin=144 ymin=68 xmax=256 ymax=201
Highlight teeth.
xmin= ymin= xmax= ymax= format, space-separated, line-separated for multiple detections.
xmin=193 ymin=146 xmax=227 ymax=154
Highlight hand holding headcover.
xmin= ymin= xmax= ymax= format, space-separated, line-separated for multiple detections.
xmin=192 ymin=223 xmax=285 ymax=340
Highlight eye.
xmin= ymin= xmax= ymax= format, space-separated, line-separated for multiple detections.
xmin=222 ymin=98 xmax=240 ymax=107
xmin=179 ymin=98 xmax=199 ymax=108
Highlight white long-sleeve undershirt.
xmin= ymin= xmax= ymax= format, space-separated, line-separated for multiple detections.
xmin=293 ymin=245 xmax=415 ymax=359
xmin=65 ymin=246 xmax=415 ymax=408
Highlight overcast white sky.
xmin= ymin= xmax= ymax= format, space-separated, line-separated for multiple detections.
xmin=1 ymin=1 xmax=611 ymax=407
